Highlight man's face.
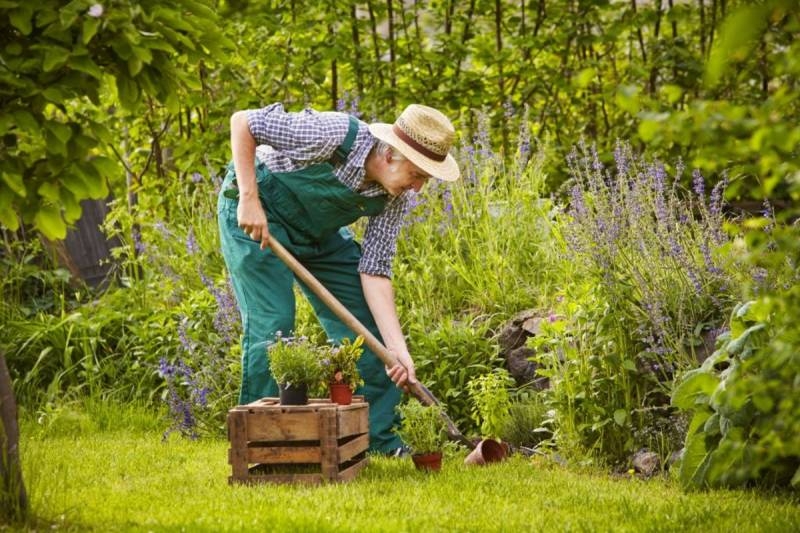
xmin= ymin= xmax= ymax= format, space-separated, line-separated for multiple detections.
xmin=381 ymin=158 xmax=432 ymax=197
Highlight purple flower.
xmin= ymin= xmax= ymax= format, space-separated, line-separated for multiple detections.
xmin=186 ymin=226 xmax=199 ymax=255
xmin=88 ymin=4 xmax=103 ymax=17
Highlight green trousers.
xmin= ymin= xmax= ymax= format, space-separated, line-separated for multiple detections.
xmin=217 ymin=157 xmax=402 ymax=453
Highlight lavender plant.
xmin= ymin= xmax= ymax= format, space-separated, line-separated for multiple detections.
xmin=563 ymin=140 xmax=735 ymax=368
xmin=534 ymin=141 xmax=742 ymax=464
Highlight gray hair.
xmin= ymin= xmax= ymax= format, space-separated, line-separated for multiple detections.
xmin=375 ymin=140 xmax=406 ymax=161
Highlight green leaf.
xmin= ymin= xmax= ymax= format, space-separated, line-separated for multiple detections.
xmin=90 ymin=156 xmax=120 ymax=179
xmin=679 ymin=433 xmax=713 ymax=489
xmin=0 ymin=169 xmax=26 ymax=197
xmin=45 ymin=121 xmax=72 ymax=145
xmin=33 ymin=204 xmax=67 ymax=240
xmin=9 ymin=7 xmax=33 ymax=35
xmin=672 ymin=371 xmax=719 ymax=409
xmin=791 ymin=465 xmax=800 ymax=488
xmin=42 ymin=46 xmax=70 ymax=72
xmin=613 ymin=409 xmax=627 ymax=427
xmin=638 ymin=119 xmax=660 ymax=142
xmin=575 ymin=68 xmax=596 ymax=89
xmin=116 ymin=75 xmax=140 ymax=109
xmin=0 ymin=186 xmax=19 ymax=230
xmin=616 ymin=85 xmax=640 ymax=115
xmin=128 ymin=57 xmax=143 ymax=76
xmin=82 ymin=17 xmax=100 ymax=45
xmin=37 ymin=181 xmax=61 ymax=202
xmin=12 ymin=110 xmax=39 ymax=132
xmin=69 ymin=55 xmax=103 ymax=79
xmin=61 ymin=188 xmax=82 ymax=222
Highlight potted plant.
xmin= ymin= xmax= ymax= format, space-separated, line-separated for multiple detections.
xmin=268 ymin=334 xmax=324 ymax=405
xmin=395 ymin=399 xmax=448 ymax=472
xmin=322 ymin=336 xmax=365 ymax=405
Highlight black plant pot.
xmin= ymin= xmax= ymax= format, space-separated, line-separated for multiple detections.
xmin=279 ymin=383 xmax=309 ymax=405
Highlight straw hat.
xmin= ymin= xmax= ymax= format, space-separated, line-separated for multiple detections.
xmin=369 ymin=104 xmax=460 ymax=182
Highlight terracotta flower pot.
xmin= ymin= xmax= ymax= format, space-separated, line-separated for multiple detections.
xmin=412 ymin=451 xmax=443 ymax=472
xmin=464 ymin=439 xmax=507 ymax=466
xmin=329 ymin=382 xmax=353 ymax=405
xmin=278 ymin=383 xmax=308 ymax=405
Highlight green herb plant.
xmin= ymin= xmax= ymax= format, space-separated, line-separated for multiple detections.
xmin=268 ymin=335 xmax=324 ymax=388
xmin=323 ymin=336 xmax=365 ymax=392
xmin=466 ymin=369 xmax=514 ymax=441
xmin=395 ymin=399 xmax=448 ymax=455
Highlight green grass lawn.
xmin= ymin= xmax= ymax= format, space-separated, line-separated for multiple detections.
xmin=13 ymin=405 xmax=800 ymax=533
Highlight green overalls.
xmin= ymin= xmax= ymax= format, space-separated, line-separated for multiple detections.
xmin=217 ymin=116 xmax=402 ymax=453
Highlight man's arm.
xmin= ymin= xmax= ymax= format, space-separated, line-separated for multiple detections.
xmin=230 ymin=110 xmax=269 ymax=249
xmin=360 ymin=273 xmax=417 ymax=389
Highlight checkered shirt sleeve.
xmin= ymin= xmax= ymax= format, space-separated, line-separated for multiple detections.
xmin=246 ymin=103 xmax=409 ymax=278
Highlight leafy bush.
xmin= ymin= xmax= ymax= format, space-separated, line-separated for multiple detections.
xmin=672 ymin=297 xmax=800 ymax=490
xmin=406 ymin=317 xmax=503 ymax=435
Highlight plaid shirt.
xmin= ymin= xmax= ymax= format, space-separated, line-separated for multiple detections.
xmin=247 ymin=103 xmax=409 ymax=278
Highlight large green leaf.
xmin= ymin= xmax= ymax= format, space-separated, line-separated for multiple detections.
xmin=33 ymin=204 xmax=67 ymax=239
xmin=679 ymin=433 xmax=713 ymax=489
xmin=671 ymin=371 xmax=719 ymax=410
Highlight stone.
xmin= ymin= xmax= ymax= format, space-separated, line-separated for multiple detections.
xmin=631 ymin=449 xmax=661 ymax=477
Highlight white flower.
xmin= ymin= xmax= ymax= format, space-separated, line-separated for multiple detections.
xmin=88 ymin=4 xmax=104 ymax=17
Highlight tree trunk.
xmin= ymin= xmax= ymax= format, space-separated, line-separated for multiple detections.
xmin=0 ymin=352 xmax=28 ymax=523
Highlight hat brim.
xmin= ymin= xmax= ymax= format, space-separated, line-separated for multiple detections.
xmin=368 ymin=123 xmax=460 ymax=182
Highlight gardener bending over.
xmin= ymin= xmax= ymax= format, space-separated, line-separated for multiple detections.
xmin=218 ymin=102 xmax=460 ymax=454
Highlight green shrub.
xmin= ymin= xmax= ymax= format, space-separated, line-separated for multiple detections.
xmin=672 ymin=296 xmax=800 ymax=490
xmin=406 ymin=317 xmax=502 ymax=435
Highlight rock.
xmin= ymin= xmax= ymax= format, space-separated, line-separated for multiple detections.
xmin=631 ymin=449 xmax=661 ymax=477
xmin=507 ymin=346 xmax=547 ymax=389
xmin=497 ymin=309 xmax=552 ymax=387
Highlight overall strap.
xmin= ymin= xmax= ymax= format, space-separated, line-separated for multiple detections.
xmin=329 ymin=115 xmax=359 ymax=166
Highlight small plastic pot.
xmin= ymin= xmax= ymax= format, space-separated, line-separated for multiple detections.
xmin=278 ymin=383 xmax=308 ymax=405
xmin=329 ymin=382 xmax=353 ymax=405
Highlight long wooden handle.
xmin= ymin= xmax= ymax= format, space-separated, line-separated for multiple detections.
xmin=268 ymin=237 xmax=474 ymax=448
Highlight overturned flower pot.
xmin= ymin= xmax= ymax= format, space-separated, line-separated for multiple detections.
xmin=464 ymin=439 xmax=508 ymax=466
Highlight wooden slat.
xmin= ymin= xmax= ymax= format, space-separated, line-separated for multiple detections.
xmin=337 ymin=404 xmax=369 ymax=437
xmin=245 ymin=411 xmax=321 ymax=441
xmin=319 ymin=408 xmax=338 ymax=481
xmin=227 ymin=410 xmax=249 ymax=478
xmin=247 ymin=445 xmax=321 ymax=464
xmin=229 ymin=473 xmax=323 ymax=486
xmin=336 ymin=457 xmax=369 ymax=482
xmin=338 ymin=434 xmax=369 ymax=463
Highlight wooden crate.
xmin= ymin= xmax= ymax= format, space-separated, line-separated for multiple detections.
xmin=227 ymin=396 xmax=370 ymax=485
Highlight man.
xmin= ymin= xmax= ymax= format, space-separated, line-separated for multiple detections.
xmin=217 ymin=102 xmax=460 ymax=454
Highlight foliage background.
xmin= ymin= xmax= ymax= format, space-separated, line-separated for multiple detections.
xmin=2 ymin=0 xmax=799 ymax=491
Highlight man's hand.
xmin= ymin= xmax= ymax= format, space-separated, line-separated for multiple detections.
xmin=237 ymin=195 xmax=270 ymax=250
xmin=386 ymin=349 xmax=417 ymax=392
